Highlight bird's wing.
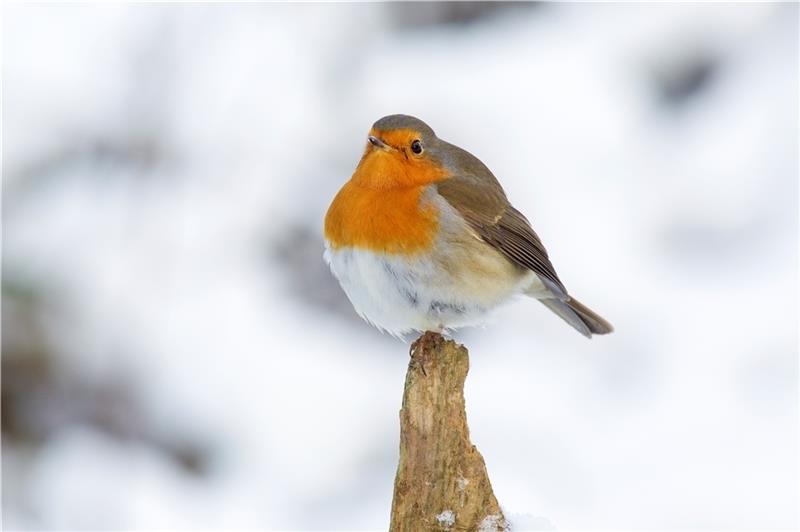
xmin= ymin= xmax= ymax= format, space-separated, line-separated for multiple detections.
xmin=435 ymin=160 xmax=567 ymax=296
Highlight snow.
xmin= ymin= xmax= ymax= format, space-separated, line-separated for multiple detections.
xmin=436 ymin=509 xmax=456 ymax=528
xmin=3 ymin=3 xmax=797 ymax=531
xmin=479 ymin=514 xmax=505 ymax=532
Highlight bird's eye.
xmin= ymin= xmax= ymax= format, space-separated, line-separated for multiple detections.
xmin=411 ymin=139 xmax=423 ymax=155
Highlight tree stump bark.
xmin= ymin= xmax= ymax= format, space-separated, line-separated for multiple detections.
xmin=390 ymin=331 xmax=507 ymax=531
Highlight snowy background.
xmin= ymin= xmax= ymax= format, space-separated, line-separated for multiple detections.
xmin=3 ymin=3 xmax=798 ymax=530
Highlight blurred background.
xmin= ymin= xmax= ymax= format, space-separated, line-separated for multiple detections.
xmin=3 ymin=3 xmax=798 ymax=530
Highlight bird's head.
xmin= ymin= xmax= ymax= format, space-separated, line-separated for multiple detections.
xmin=351 ymin=114 xmax=449 ymax=189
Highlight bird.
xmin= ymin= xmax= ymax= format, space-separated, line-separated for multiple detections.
xmin=324 ymin=114 xmax=613 ymax=339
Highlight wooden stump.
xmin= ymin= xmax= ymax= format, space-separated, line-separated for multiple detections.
xmin=390 ymin=331 xmax=507 ymax=531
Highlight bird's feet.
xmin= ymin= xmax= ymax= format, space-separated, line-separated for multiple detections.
xmin=409 ymin=330 xmax=445 ymax=377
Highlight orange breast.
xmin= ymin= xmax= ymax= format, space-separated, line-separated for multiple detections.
xmin=325 ymin=183 xmax=440 ymax=255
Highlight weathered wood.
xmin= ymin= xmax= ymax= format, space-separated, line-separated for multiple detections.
xmin=390 ymin=331 xmax=506 ymax=531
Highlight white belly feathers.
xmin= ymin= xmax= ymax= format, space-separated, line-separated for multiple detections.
xmin=324 ymin=190 xmax=542 ymax=336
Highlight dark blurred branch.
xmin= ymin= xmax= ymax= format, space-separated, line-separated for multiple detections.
xmin=390 ymin=332 xmax=506 ymax=531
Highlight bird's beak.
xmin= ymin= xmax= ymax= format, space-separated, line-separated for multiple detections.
xmin=368 ymin=135 xmax=390 ymax=151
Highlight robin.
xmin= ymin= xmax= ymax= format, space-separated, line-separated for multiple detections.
xmin=324 ymin=114 xmax=613 ymax=338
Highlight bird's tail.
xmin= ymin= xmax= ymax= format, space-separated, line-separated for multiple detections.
xmin=538 ymin=296 xmax=614 ymax=338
